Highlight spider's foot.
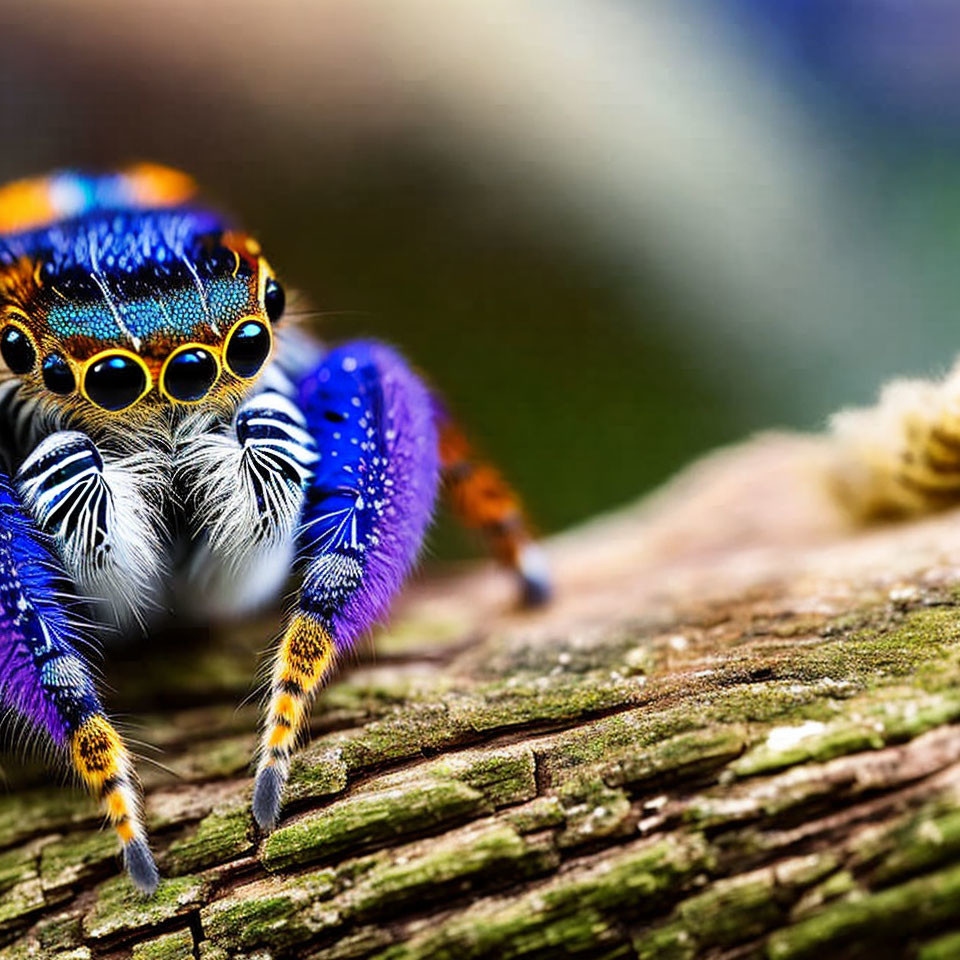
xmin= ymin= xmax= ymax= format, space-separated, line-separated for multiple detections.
xmin=72 ymin=714 xmax=158 ymax=894
xmin=253 ymin=615 xmax=334 ymax=830
xmin=518 ymin=543 xmax=552 ymax=608
xmin=124 ymin=837 xmax=160 ymax=895
xmin=253 ymin=762 xmax=287 ymax=831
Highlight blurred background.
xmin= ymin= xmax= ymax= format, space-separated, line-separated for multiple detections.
xmin=2 ymin=0 xmax=960 ymax=559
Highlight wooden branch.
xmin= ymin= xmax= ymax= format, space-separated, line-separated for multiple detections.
xmin=3 ymin=433 xmax=960 ymax=959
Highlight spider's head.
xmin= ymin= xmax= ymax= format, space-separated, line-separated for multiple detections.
xmin=0 ymin=165 xmax=286 ymax=433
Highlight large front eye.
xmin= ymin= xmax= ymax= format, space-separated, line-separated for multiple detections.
xmin=0 ymin=325 xmax=36 ymax=374
xmin=224 ymin=319 xmax=271 ymax=379
xmin=161 ymin=346 xmax=219 ymax=402
xmin=84 ymin=353 xmax=149 ymax=411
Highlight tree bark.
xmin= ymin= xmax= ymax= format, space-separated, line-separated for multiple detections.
xmin=3 ymin=433 xmax=960 ymax=959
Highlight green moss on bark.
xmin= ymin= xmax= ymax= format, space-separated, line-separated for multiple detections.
xmin=5 ymin=440 xmax=960 ymax=957
xmin=131 ymin=927 xmax=195 ymax=960
xmin=262 ymin=780 xmax=488 ymax=872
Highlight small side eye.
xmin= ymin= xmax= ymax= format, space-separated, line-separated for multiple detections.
xmin=84 ymin=353 xmax=149 ymax=411
xmin=225 ymin=319 xmax=271 ymax=379
xmin=0 ymin=325 xmax=36 ymax=374
xmin=42 ymin=353 xmax=76 ymax=395
xmin=264 ymin=278 xmax=285 ymax=323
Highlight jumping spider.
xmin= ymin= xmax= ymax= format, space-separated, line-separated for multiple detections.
xmin=0 ymin=164 xmax=549 ymax=892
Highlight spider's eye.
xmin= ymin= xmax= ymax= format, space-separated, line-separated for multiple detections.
xmin=84 ymin=353 xmax=149 ymax=411
xmin=162 ymin=346 xmax=219 ymax=402
xmin=0 ymin=325 xmax=35 ymax=374
xmin=42 ymin=353 xmax=75 ymax=395
xmin=264 ymin=278 xmax=285 ymax=323
xmin=225 ymin=320 xmax=271 ymax=379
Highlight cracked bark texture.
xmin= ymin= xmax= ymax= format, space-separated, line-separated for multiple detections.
xmin=4 ymin=433 xmax=960 ymax=958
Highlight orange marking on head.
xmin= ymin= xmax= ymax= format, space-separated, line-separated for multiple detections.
xmin=0 ymin=164 xmax=195 ymax=237
xmin=122 ymin=163 xmax=197 ymax=207
xmin=72 ymin=715 xmax=124 ymax=789
xmin=221 ymin=230 xmax=263 ymax=274
xmin=0 ymin=257 xmax=39 ymax=303
xmin=0 ymin=178 xmax=60 ymax=234
xmin=116 ymin=819 xmax=135 ymax=843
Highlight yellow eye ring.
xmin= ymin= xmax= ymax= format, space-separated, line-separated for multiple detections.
xmin=3 ymin=306 xmax=33 ymax=327
xmin=80 ymin=348 xmax=152 ymax=412
xmin=222 ymin=314 xmax=274 ymax=380
xmin=256 ymin=258 xmax=272 ymax=300
xmin=159 ymin=342 xmax=223 ymax=405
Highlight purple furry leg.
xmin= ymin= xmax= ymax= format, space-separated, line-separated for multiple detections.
xmin=0 ymin=476 xmax=159 ymax=894
xmin=253 ymin=341 xmax=440 ymax=829
xmin=298 ymin=341 xmax=440 ymax=644
xmin=0 ymin=476 xmax=97 ymax=742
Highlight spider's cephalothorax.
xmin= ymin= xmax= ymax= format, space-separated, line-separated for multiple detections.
xmin=0 ymin=164 xmax=550 ymax=894
xmin=0 ymin=163 xmax=280 ymax=435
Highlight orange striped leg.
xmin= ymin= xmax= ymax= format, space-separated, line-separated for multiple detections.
xmin=437 ymin=413 xmax=550 ymax=606
xmin=72 ymin=714 xmax=157 ymax=893
xmin=253 ymin=614 xmax=336 ymax=829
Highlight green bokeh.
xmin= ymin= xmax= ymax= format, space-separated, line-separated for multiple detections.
xmin=237 ymin=159 xmax=750 ymax=557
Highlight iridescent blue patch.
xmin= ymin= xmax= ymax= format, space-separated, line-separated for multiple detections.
xmin=46 ymin=302 xmax=122 ymax=342
xmin=0 ymin=205 xmax=255 ymax=346
xmin=45 ymin=276 xmax=253 ymax=341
